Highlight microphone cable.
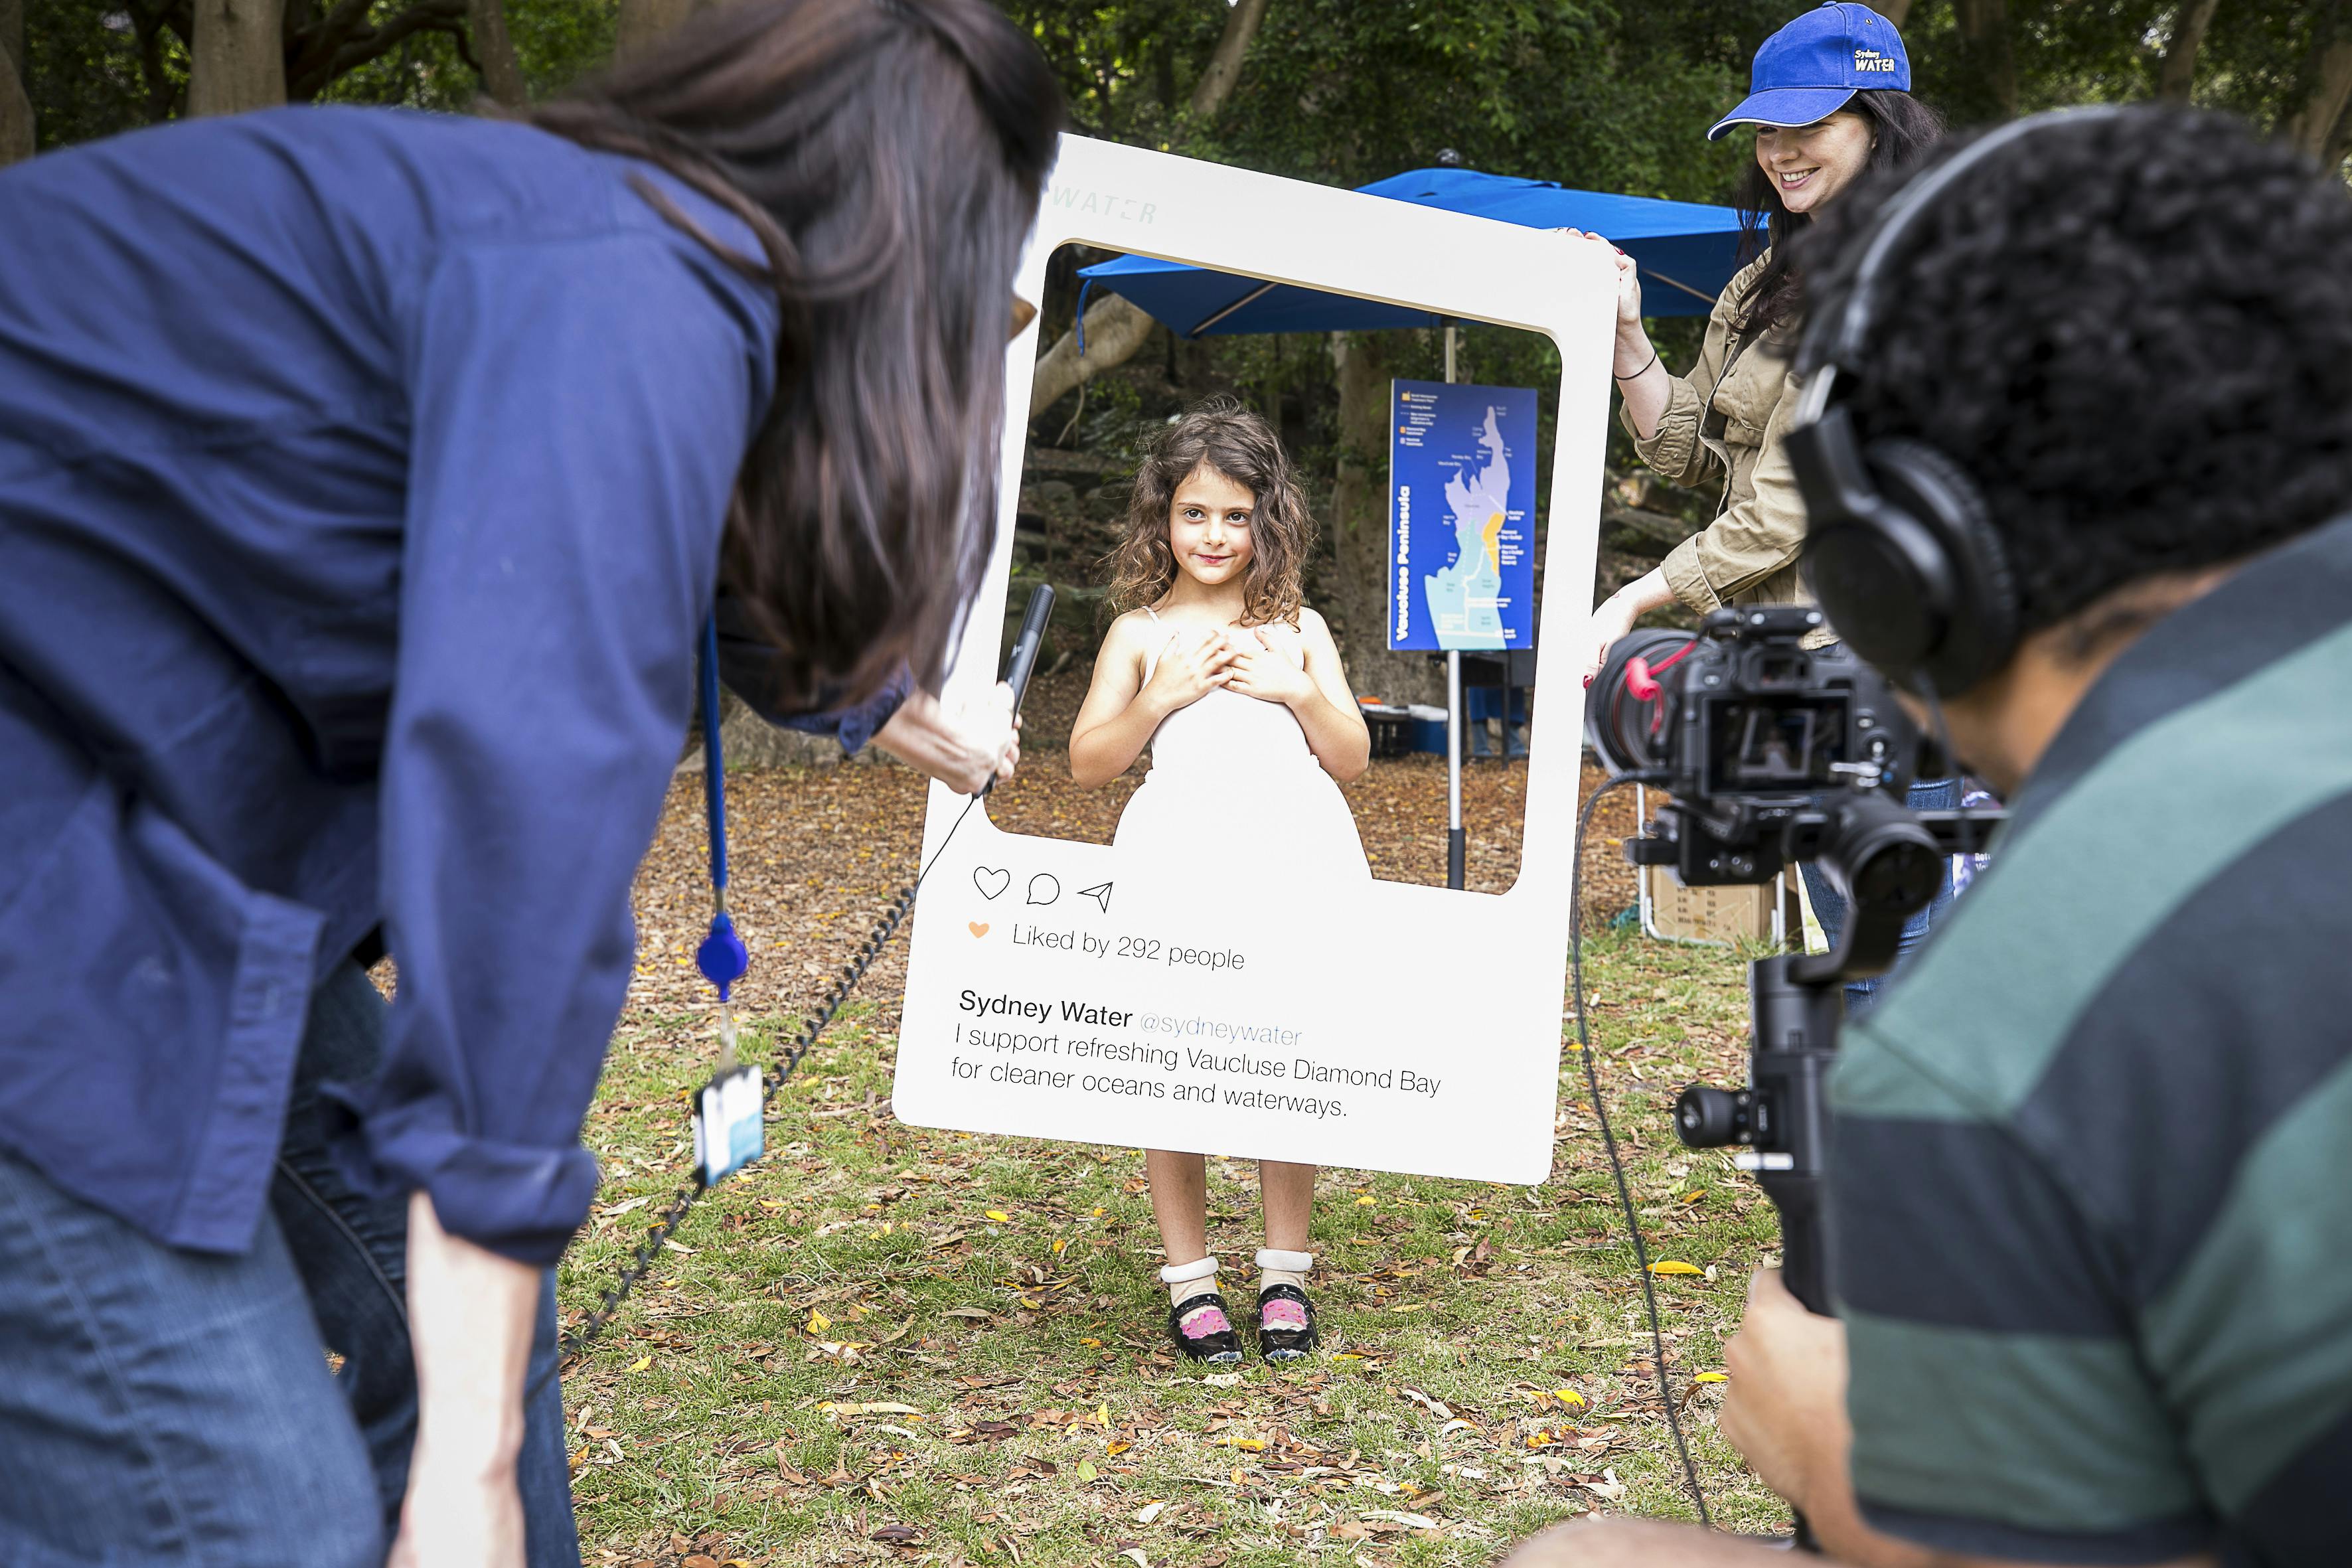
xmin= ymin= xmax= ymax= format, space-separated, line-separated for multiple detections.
xmin=1566 ymin=771 xmax=1714 ymax=1528
xmin=536 ymin=790 xmax=982 ymax=1397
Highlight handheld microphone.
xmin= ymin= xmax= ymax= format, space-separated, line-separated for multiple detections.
xmin=1002 ymin=584 xmax=1056 ymax=717
xmin=978 ymin=584 xmax=1055 ymax=797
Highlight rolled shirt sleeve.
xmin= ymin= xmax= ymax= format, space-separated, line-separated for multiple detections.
xmin=325 ymin=227 xmax=775 ymax=1265
xmin=1658 ymin=378 xmax=1810 ymax=614
xmin=1618 ymin=265 xmax=1746 ymax=489
xmin=1621 ymin=353 xmax=1720 ymax=491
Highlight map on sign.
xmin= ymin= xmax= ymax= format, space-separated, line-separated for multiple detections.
xmin=1387 ymin=379 xmax=1537 ymax=651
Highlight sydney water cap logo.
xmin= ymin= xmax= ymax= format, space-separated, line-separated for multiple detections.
xmin=1853 ymin=46 xmax=1899 ymax=74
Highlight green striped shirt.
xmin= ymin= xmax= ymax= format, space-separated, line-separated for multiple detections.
xmin=1828 ymin=514 xmax=2352 ymax=1565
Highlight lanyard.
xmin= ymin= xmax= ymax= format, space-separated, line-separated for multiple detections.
xmin=691 ymin=615 xmax=749 ymax=1069
xmin=680 ymin=585 xmax=1048 ymax=1189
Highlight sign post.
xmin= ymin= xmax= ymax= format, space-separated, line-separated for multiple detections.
xmin=1445 ymin=327 xmax=1462 ymax=891
xmin=1387 ymin=352 xmax=1539 ymax=890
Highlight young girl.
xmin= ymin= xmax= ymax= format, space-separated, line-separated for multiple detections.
xmin=1069 ymin=398 xmax=1371 ymax=1364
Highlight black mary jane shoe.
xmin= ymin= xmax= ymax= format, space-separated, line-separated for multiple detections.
xmin=1255 ymin=1283 xmax=1320 ymax=1363
xmin=1168 ymin=1291 xmax=1245 ymax=1364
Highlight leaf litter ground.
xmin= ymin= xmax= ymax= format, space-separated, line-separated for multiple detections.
xmin=564 ymin=748 xmax=1784 ymax=1566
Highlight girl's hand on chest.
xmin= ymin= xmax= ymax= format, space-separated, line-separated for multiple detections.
xmin=1142 ymin=625 xmax=1237 ymax=711
xmin=1225 ymin=626 xmax=1315 ymax=706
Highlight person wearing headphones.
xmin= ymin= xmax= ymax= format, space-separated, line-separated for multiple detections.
xmin=1570 ymin=3 xmax=1949 ymax=1011
xmin=1511 ymin=104 xmax=2352 ymax=1567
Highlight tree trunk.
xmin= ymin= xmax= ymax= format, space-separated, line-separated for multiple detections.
xmin=2156 ymin=0 xmax=2221 ymax=102
xmin=1873 ymin=0 xmax=1912 ymax=26
xmin=2285 ymin=35 xmax=2352 ymax=166
xmin=1028 ymin=293 xmax=1158 ymax=419
xmin=1325 ymin=331 xmax=1440 ymax=706
xmin=189 ymin=0 xmax=287 ymax=117
xmin=1026 ymin=0 xmax=1276 ymax=421
xmin=467 ymin=0 xmax=527 ymax=106
xmin=1951 ymin=0 xmax=2017 ymax=120
xmin=0 ymin=49 xmax=28 ymax=167
xmin=0 ymin=0 xmax=27 ymax=165
xmin=617 ymin=0 xmax=702 ymax=60
xmin=1187 ymin=0 xmax=1271 ymax=122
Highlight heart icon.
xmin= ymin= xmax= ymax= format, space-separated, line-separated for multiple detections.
xmin=968 ymin=921 xmax=990 ymax=938
xmin=973 ymin=867 xmax=1010 ymax=900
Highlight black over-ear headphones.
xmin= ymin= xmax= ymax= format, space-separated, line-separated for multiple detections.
xmin=1787 ymin=106 xmax=2126 ymax=697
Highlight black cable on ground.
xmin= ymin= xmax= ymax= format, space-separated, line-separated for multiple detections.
xmin=1567 ymin=774 xmax=1713 ymax=1529
xmin=535 ymin=794 xmax=982 ymax=1397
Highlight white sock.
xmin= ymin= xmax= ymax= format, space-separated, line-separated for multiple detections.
xmin=1160 ymin=1254 xmax=1220 ymax=1310
xmin=1255 ymin=1247 xmax=1314 ymax=1296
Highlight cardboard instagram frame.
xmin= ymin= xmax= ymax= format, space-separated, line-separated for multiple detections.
xmin=891 ymin=135 xmax=1617 ymax=1184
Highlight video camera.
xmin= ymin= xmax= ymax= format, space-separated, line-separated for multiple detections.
xmin=1586 ymin=603 xmax=1973 ymax=907
xmin=1583 ymin=603 xmax=2003 ymax=1320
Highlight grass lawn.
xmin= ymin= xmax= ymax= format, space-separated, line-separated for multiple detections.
xmin=557 ymin=761 xmax=1785 ymax=1567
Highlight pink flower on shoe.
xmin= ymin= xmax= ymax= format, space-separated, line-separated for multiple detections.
xmin=1260 ymin=1296 xmax=1310 ymax=1331
xmin=1178 ymin=1302 xmax=1233 ymax=1338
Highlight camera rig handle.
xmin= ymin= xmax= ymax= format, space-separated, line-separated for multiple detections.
xmin=1676 ymin=803 xmax=2003 ymax=1311
xmin=1678 ymin=883 xmax=1926 ymax=1557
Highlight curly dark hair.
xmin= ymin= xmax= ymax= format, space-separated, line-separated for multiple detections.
xmin=1101 ymin=396 xmax=1315 ymax=626
xmin=1794 ymin=106 xmax=2352 ymax=639
xmin=534 ymin=0 xmax=1062 ymax=705
xmin=1734 ymin=89 xmax=1946 ymax=338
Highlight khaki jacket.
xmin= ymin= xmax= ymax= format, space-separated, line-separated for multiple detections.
xmin=1620 ymin=252 xmax=1813 ymax=617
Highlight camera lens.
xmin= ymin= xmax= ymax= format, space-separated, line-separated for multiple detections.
xmin=1587 ymin=628 xmax=1695 ymax=778
xmin=1824 ymin=793 xmax=1945 ymax=915
xmin=1674 ymin=1083 xmax=1747 ymax=1148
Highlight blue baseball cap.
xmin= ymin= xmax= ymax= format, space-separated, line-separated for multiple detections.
xmin=1707 ymin=3 xmax=1910 ymax=141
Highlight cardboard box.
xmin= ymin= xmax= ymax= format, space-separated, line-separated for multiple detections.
xmin=1641 ymin=865 xmax=1802 ymax=947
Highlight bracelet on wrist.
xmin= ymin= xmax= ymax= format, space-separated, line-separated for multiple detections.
xmin=1613 ymin=348 xmax=1660 ymax=382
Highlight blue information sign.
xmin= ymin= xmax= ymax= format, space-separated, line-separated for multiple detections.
xmin=1387 ymin=379 xmax=1537 ymax=651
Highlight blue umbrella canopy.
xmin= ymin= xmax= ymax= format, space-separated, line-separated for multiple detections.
xmin=1076 ymin=166 xmax=1747 ymax=337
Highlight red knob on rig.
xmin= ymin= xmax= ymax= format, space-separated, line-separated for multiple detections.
xmin=1624 ymin=655 xmax=1661 ymax=702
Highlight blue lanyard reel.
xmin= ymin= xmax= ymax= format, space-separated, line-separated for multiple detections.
xmin=690 ymin=615 xmax=762 ymax=1186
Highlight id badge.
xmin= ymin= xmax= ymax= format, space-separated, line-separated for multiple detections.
xmin=693 ymin=1063 xmax=765 ymax=1186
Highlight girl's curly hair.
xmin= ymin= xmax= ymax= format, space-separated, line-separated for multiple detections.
xmin=1101 ymin=397 xmax=1314 ymax=625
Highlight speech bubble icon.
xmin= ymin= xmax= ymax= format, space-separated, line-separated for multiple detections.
xmin=1026 ymin=873 xmax=1061 ymax=907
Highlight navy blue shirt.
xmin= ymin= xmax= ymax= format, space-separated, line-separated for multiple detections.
xmin=0 ymin=108 xmax=807 ymax=1266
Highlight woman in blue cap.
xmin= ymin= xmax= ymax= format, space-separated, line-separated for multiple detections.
xmin=1574 ymin=3 xmax=1947 ymax=1009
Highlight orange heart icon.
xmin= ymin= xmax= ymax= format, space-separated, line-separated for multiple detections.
xmin=968 ymin=921 xmax=990 ymax=938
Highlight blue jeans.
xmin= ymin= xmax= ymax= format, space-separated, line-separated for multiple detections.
xmin=0 ymin=962 xmax=580 ymax=1567
xmin=1799 ymin=778 xmax=1958 ymax=1018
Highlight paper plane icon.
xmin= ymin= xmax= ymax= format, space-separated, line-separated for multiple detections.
xmin=1075 ymin=882 xmax=1113 ymax=913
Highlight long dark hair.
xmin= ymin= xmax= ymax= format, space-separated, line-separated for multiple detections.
xmin=1102 ymin=397 xmax=1315 ymax=628
xmin=532 ymin=0 xmax=1063 ymax=704
xmin=1733 ymin=89 xmax=1943 ymax=338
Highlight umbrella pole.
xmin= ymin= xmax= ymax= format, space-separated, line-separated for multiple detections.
xmin=1444 ymin=323 xmax=1465 ymax=892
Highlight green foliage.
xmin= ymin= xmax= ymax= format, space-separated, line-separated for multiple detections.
xmin=506 ymin=0 xmax=617 ymax=102
xmin=23 ymin=0 xmax=618 ymax=146
xmin=1006 ymin=0 xmax=1779 ymax=203
xmin=313 ymin=28 xmax=479 ymax=113
xmin=25 ymin=0 xmax=185 ymax=149
xmin=307 ymin=2 xmax=615 ymax=113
